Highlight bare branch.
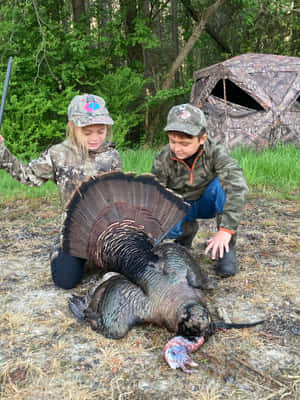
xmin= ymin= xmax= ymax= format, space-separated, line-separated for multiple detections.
xmin=162 ymin=0 xmax=227 ymax=90
xmin=32 ymin=0 xmax=61 ymax=88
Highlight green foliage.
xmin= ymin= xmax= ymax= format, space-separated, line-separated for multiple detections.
xmin=0 ymin=0 xmax=299 ymax=161
xmin=128 ymin=17 xmax=160 ymax=49
xmin=97 ymin=67 xmax=147 ymax=148
xmin=146 ymin=81 xmax=194 ymax=108
xmin=231 ymin=0 xmax=299 ymax=56
xmin=0 ymin=170 xmax=57 ymax=201
xmin=1 ymin=85 xmax=76 ymax=160
xmin=232 ymin=145 xmax=300 ymax=196
xmin=120 ymin=148 xmax=157 ymax=174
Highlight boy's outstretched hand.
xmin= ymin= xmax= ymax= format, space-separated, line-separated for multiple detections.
xmin=0 ymin=135 xmax=4 ymax=143
xmin=205 ymin=230 xmax=232 ymax=260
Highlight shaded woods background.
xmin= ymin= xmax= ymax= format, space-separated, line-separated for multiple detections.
xmin=0 ymin=0 xmax=299 ymax=159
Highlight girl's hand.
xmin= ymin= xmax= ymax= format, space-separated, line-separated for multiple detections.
xmin=204 ymin=230 xmax=232 ymax=260
xmin=0 ymin=135 xmax=4 ymax=143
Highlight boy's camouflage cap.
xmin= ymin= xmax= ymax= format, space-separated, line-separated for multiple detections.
xmin=68 ymin=94 xmax=114 ymax=127
xmin=164 ymin=103 xmax=207 ymax=136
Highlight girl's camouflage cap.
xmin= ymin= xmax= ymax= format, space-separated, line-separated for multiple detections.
xmin=164 ymin=103 xmax=207 ymax=136
xmin=68 ymin=94 xmax=114 ymax=127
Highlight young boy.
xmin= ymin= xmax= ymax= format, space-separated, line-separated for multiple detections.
xmin=151 ymin=103 xmax=248 ymax=277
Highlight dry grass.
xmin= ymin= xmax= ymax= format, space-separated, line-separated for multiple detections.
xmin=0 ymin=196 xmax=299 ymax=399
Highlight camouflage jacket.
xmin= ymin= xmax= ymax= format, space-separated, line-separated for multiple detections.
xmin=151 ymin=137 xmax=248 ymax=233
xmin=0 ymin=139 xmax=122 ymax=209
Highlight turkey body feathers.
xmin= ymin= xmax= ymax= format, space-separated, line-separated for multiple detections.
xmin=69 ymin=274 xmax=149 ymax=339
xmin=98 ymin=225 xmax=158 ymax=290
xmin=68 ymin=242 xmax=263 ymax=341
xmin=68 ymin=242 xmax=213 ymax=339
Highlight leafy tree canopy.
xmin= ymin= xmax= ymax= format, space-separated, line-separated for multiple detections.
xmin=0 ymin=0 xmax=298 ymax=158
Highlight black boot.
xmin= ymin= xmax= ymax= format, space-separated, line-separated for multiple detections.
xmin=216 ymin=240 xmax=239 ymax=277
xmin=215 ymin=213 xmax=239 ymax=277
xmin=175 ymin=220 xmax=199 ymax=249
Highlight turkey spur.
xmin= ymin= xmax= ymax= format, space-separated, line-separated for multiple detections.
xmin=62 ymin=172 xmax=264 ymax=371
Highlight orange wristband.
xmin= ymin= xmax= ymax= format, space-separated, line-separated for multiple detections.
xmin=219 ymin=227 xmax=235 ymax=235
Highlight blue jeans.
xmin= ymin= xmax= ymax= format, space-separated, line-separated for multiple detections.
xmin=167 ymin=178 xmax=226 ymax=239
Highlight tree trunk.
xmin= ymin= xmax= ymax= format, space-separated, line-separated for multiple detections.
xmin=171 ymin=0 xmax=180 ymax=85
xmin=72 ymin=0 xmax=86 ymax=23
xmin=162 ymin=0 xmax=227 ymax=90
xmin=120 ymin=0 xmax=144 ymax=68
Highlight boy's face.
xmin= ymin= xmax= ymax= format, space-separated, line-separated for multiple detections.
xmin=168 ymin=132 xmax=207 ymax=159
xmin=83 ymin=124 xmax=107 ymax=150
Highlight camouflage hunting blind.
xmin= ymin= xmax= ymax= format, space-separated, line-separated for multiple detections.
xmin=190 ymin=53 xmax=300 ymax=148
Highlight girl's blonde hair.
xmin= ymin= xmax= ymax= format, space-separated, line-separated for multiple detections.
xmin=66 ymin=121 xmax=113 ymax=157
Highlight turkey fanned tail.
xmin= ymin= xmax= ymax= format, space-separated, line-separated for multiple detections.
xmin=62 ymin=171 xmax=190 ymax=263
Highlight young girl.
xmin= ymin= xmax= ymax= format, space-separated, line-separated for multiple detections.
xmin=0 ymin=94 xmax=122 ymax=289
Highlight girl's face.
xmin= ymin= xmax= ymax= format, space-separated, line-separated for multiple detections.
xmin=83 ymin=124 xmax=107 ymax=150
xmin=168 ymin=132 xmax=207 ymax=159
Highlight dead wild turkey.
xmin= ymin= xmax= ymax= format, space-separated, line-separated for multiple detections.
xmin=62 ymin=171 xmax=263 ymax=372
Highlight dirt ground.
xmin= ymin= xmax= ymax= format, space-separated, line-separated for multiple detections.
xmin=0 ymin=195 xmax=299 ymax=400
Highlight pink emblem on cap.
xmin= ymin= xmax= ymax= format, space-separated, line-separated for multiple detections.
xmin=84 ymin=102 xmax=100 ymax=112
xmin=178 ymin=110 xmax=191 ymax=119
